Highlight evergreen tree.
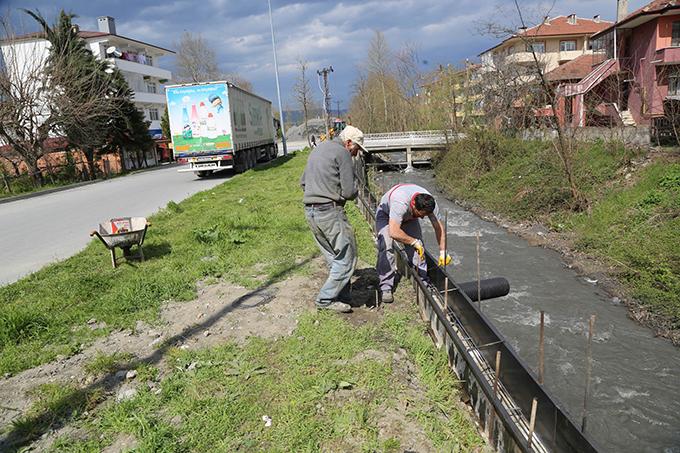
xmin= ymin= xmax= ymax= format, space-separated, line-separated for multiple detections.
xmin=26 ymin=10 xmax=152 ymax=178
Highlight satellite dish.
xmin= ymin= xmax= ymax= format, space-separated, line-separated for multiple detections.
xmin=105 ymin=46 xmax=117 ymax=55
xmin=113 ymin=50 xmax=122 ymax=57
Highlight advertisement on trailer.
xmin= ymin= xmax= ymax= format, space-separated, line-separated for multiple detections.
xmin=166 ymin=83 xmax=232 ymax=156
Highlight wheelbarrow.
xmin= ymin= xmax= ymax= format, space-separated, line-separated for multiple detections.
xmin=90 ymin=217 xmax=151 ymax=268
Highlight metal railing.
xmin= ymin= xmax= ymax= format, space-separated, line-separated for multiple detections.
xmin=363 ymin=130 xmax=462 ymax=151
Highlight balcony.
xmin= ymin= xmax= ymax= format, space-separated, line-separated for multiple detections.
xmin=505 ymin=51 xmax=537 ymax=64
xmin=132 ymin=91 xmax=166 ymax=105
xmin=558 ymin=50 xmax=584 ymax=62
xmin=654 ymin=47 xmax=680 ymax=66
xmin=107 ymin=57 xmax=171 ymax=80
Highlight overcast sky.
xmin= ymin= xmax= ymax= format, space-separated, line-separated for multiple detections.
xmin=2 ymin=0 xmax=650 ymax=112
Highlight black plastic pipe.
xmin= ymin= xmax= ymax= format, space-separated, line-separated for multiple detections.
xmin=457 ymin=277 xmax=510 ymax=302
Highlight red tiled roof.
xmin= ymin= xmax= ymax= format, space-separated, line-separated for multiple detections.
xmin=546 ymin=53 xmax=607 ymax=82
xmin=522 ymin=15 xmax=613 ymax=37
xmin=593 ymin=0 xmax=680 ymax=38
xmin=479 ymin=15 xmax=613 ymax=55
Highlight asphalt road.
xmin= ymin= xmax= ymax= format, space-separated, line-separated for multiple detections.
xmin=0 ymin=141 xmax=308 ymax=286
xmin=0 ymin=165 xmax=235 ymax=285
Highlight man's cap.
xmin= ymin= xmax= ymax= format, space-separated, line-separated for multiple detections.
xmin=339 ymin=125 xmax=367 ymax=152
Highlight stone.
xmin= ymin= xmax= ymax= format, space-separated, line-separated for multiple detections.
xmin=116 ymin=385 xmax=138 ymax=402
xmin=125 ymin=370 xmax=137 ymax=380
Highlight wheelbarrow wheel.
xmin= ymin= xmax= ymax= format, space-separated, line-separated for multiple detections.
xmin=122 ymin=246 xmax=132 ymax=258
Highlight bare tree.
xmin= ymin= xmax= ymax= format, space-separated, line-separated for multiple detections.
xmin=174 ymin=31 xmax=253 ymax=91
xmin=293 ymin=58 xmax=315 ymax=147
xmin=477 ymin=1 xmax=587 ymax=210
xmin=367 ymin=31 xmax=392 ymax=126
xmin=0 ymin=15 xmax=54 ymax=186
xmin=174 ymin=32 xmax=221 ymax=83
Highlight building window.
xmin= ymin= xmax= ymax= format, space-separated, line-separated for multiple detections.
xmin=148 ymin=108 xmax=159 ymax=121
xmin=560 ymin=40 xmax=577 ymax=51
xmin=669 ymin=71 xmax=680 ymax=95
xmin=673 ymin=22 xmax=680 ymax=47
xmin=146 ymin=55 xmax=153 ymax=66
xmin=146 ymin=81 xmax=157 ymax=94
xmin=526 ymin=42 xmax=545 ymax=53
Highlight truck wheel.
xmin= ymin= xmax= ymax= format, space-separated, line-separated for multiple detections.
xmin=196 ymin=170 xmax=211 ymax=178
xmin=249 ymin=149 xmax=256 ymax=168
xmin=234 ymin=153 xmax=246 ymax=173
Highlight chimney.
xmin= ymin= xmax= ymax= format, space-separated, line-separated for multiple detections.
xmin=97 ymin=16 xmax=116 ymax=35
xmin=593 ymin=15 xmax=601 ymax=23
xmin=568 ymin=14 xmax=577 ymax=25
xmin=617 ymin=0 xmax=628 ymax=23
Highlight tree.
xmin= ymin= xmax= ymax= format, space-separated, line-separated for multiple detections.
xmin=174 ymin=31 xmax=253 ymax=91
xmin=27 ymin=9 xmax=152 ymax=178
xmin=293 ymin=58 xmax=315 ymax=147
xmin=160 ymin=106 xmax=170 ymax=140
xmin=0 ymin=15 xmax=54 ymax=186
xmin=367 ymin=31 xmax=392 ymax=127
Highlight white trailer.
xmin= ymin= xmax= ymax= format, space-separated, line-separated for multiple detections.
xmin=165 ymin=81 xmax=278 ymax=176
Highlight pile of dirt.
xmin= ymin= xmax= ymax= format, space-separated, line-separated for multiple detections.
xmin=286 ymin=118 xmax=327 ymax=141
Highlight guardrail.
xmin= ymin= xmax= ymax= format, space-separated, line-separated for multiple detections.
xmin=363 ymin=130 xmax=462 ymax=151
xmin=353 ymin=158 xmax=601 ymax=453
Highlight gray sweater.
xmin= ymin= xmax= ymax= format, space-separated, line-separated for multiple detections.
xmin=300 ymin=140 xmax=357 ymax=204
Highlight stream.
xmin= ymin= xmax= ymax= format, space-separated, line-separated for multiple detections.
xmin=375 ymin=169 xmax=680 ymax=453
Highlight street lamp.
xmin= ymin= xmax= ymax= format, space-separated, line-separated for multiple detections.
xmin=267 ymin=0 xmax=287 ymax=156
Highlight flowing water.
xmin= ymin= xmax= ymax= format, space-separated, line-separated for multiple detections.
xmin=375 ymin=169 xmax=680 ymax=453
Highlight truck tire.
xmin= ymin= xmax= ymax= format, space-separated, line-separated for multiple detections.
xmin=234 ymin=152 xmax=246 ymax=173
xmin=249 ymin=149 xmax=256 ymax=169
xmin=196 ymin=170 xmax=211 ymax=178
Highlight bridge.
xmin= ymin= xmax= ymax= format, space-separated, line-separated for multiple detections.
xmin=362 ymin=130 xmax=459 ymax=171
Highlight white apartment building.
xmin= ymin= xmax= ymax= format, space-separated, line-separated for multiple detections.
xmin=0 ymin=16 xmax=173 ymax=137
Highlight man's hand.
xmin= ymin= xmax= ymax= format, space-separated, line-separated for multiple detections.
xmin=410 ymin=239 xmax=424 ymax=260
xmin=438 ymin=251 xmax=452 ymax=267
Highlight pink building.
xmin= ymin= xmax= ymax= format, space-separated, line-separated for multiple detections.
xmin=555 ymin=0 xmax=680 ymax=131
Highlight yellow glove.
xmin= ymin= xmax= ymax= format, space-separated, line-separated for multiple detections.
xmin=438 ymin=251 xmax=452 ymax=267
xmin=410 ymin=239 xmax=424 ymax=260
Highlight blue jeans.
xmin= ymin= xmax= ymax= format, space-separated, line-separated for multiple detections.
xmin=304 ymin=205 xmax=358 ymax=306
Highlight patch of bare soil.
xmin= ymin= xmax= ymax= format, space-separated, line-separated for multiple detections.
xmin=0 ymin=269 xmax=319 ymax=451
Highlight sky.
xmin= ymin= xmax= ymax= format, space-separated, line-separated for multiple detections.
xmin=1 ymin=0 xmax=650 ymax=113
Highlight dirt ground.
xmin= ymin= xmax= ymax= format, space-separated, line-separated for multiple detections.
xmin=0 ymin=258 xmax=478 ymax=452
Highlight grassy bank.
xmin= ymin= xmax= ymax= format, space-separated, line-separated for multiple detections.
xmin=435 ymin=132 xmax=680 ymax=328
xmin=2 ymin=150 xmax=482 ymax=451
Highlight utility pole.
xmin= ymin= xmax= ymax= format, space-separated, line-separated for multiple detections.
xmin=267 ymin=0 xmax=287 ymax=156
xmin=317 ymin=66 xmax=333 ymax=138
xmin=335 ymin=100 xmax=341 ymax=117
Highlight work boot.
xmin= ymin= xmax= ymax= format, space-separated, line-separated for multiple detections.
xmin=381 ymin=290 xmax=394 ymax=304
xmin=317 ymin=301 xmax=352 ymax=313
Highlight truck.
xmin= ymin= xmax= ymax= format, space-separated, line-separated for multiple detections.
xmin=165 ymin=81 xmax=278 ymax=177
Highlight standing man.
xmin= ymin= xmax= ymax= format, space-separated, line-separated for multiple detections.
xmin=376 ymin=183 xmax=452 ymax=303
xmin=300 ymin=125 xmax=366 ymax=312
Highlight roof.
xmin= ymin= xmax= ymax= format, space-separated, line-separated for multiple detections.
xmin=592 ymin=0 xmax=680 ymax=39
xmin=479 ymin=15 xmax=613 ymax=56
xmin=1 ymin=30 xmax=174 ymax=54
xmin=545 ymin=53 xmax=607 ymax=82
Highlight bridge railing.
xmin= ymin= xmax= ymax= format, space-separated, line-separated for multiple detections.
xmin=363 ymin=130 xmax=463 ymax=150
